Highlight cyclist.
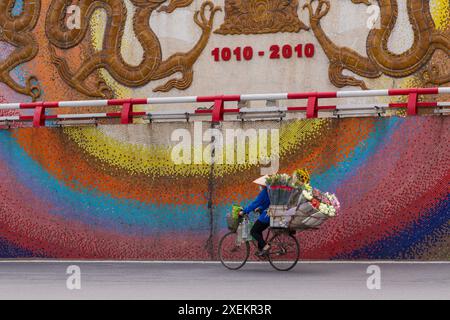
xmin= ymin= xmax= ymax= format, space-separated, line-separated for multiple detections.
xmin=239 ymin=175 xmax=271 ymax=256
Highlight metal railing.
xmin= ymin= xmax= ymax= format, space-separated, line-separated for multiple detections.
xmin=0 ymin=87 xmax=449 ymax=127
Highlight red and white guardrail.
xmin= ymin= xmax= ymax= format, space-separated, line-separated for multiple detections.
xmin=0 ymin=87 xmax=449 ymax=127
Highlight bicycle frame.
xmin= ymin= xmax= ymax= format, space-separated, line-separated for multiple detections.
xmin=219 ymin=211 xmax=311 ymax=271
xmin=219 ymin=223 xmax=299 ymax=271
xmin=240 ymin=213 xmax=294 ymax=245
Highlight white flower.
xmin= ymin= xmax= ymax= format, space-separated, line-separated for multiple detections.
xmin=319 ymin=203 xmax=329 ymax=214
xmin=318 ymin=203 xmax=338 ymax=217
xmin=302 ymin=190 xmax=313 ymax=201
xmin=329 ymin=207 xmax=336 ymax=217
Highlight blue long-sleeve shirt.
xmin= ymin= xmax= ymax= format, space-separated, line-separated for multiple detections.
xmin=242 ymin=187 xmax=271 ymax=224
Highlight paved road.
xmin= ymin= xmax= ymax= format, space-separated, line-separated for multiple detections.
xmin=0 ymin=261 xmax=449 ymax=300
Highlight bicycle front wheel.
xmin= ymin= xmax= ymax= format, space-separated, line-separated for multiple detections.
xmin=218 ymin=232 xmax=250 ymax=270
xmin=268 ymin=231 xmax=300 ymax=271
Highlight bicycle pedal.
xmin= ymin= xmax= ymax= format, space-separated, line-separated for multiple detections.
xmin=254 ymin=252 xmax=268 ymax=260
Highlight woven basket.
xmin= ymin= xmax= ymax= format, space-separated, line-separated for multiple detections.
xmin=296 ymin=201 xmax=317 ymax=216
xmin=289 ymin=209 xmax=330 ymax=230
xmin=288 ymin=193 xmax=331 ymax=230
xmin=300 ymin=212 xmax=329 ymax=228
xmin=226 ymin=213 xmax=239 ymax=232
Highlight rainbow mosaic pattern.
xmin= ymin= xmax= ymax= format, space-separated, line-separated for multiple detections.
xmin=0 ymin=1 xmax=449 ymax=260
xmin=0 ymin=117 xmax=448 ymax=260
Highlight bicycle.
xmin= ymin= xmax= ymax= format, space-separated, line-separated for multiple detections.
xmin=218 ymin=215 xmax=300 ymax=272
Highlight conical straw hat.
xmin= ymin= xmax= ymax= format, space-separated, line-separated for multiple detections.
xmin=252 ymin=175 xmax=269 ymax=186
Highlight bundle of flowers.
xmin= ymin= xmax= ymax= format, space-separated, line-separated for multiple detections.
xmin=293 ymin=168 xmax=311 ymax=187
xmin=226 ymin=204 xmax=243 ymax=232
xmin=262 ymin=169 xmax=341 ymax=229
xmin=290 ymin=183 xmax=341 ymax=229
xmin=265 ymin=173 xmax=295 ymax=207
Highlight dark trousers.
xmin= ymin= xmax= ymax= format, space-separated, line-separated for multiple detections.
xmin=251 ymin=220 xmax=270 ymax=250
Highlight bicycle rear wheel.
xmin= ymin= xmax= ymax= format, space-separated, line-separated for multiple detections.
xmin=268 ymin=231 xmax=300 ymax=271
xmin=218 ymin=232 xmax=250 ymax=270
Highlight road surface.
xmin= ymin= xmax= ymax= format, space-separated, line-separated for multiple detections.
xmin=0 ymin=261 xmax=449 ymax=300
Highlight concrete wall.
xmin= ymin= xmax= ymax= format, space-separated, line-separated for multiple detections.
xmin=0 ymin=116 xmax=449 ymax=260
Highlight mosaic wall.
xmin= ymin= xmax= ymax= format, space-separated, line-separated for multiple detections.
xmin=0 ymin=116 xmax=449 ymax=260
xmin=0 ymin=0 xmax=448 ymax=103
xmin=0 ymin=1 xmax=449 ymax=260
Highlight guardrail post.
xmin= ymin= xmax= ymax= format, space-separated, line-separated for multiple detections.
xmin=407 ymin=92 xmax=418 ymax=116
xmin=212 ymin=98 xmax=224 ymax=122
xmin=121 ymin=102 xmax=133 ymax=124
xmin=32 ymin=105 xmax=45 ymax=127
xmin=306 ymin=95 xmax=319 ymax=119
